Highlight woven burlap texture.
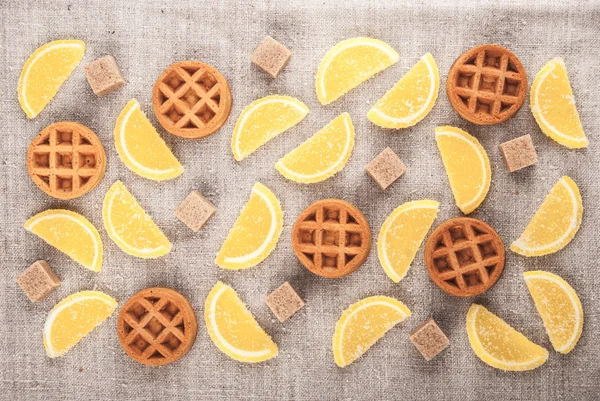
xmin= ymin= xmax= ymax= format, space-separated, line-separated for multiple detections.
xmin=1 ymin=0 xmax=598 ymax=400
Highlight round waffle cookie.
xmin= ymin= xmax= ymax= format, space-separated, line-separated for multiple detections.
xmin=117 ymin=288 xmax=198 ymax=366
xmin=26 ymin=122 xmax=106 ymax=200
xmin=446 ymin=44 xmax=527 ymax=125
xmin=292 ymin=199 xmax=371 ymax=278
xmin=152 ymin=60 xmax=232 ymax=139
xmin=424 ymin=217 xmax=505 ymax=297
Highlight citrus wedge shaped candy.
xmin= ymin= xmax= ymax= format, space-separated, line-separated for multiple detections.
xmin=467 ymin=304 xmax=548 ymax=371
xmin=275 ymin=113 xmax=355 ymax=184
xmin=378 ymin=200 xmax=439 ymax=283
xmin=316 ymin=38 xmax=399 ymax=105
xmin=215 ymin=182 xmax=283 ymax=270
xmin=524 ymin=271 xmax=583 ymax=354
xmin=102 ymin=181 xmax=171 ymax=258
xmin=205 ymin=282 xmax=278 ymax=363
xmin=368 ymin=53 xmax=440 ymax=128
xmin=44 ymin=291 xmax=117 ymax=358
xmin=511 ymin=176 xmax=582 ymax=256
xmin=18 ymin=40 xmax=85 ymax=119
xmin=24 ymin=209 xmax=103 ymax=272
xmin=435 ymin=126 xmax=491 ymax=214
xmin=115 ymin=99 xmax=184 ymax=181
xmin=531 ymin=58 xmax=588 ymax=149
xmin=333 ymin=296 xmax=411 ymax=367
xmin=232 ymin=95 xmax=309 ymax=161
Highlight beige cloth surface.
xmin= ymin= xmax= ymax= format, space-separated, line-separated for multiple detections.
xmin=1 ymin=0 xmax=599 ymax=400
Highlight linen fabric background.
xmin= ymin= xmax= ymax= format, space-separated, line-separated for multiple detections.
xmin=0 ymin=0 xmax=599 ymax=400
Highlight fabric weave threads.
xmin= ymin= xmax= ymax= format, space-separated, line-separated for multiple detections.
xmin=1 ymin=0 xmax=598 ymax=400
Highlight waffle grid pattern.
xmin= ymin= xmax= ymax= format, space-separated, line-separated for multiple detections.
xmin=27 ymin=123 xmax=105 ymax=200
xmin=118 ymin=289 xmax=197 ymax=366
xmin=292 ymin=200 xmax=371 ymax=278
xmin=448 ymin=45 xmax=527 ymax=123
xmin=425 ymin=218 xmax=505 ymax=297
xmin=153 ymin=61 xmax=231 ymax=139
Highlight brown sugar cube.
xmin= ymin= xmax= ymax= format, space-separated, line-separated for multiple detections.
xmin=84 ymin=55 xmax=125 ymax=96
xmin=251 ymin=36 xmax=291 ymax=78
xmin=16 ymin=260 xmax=61 ymax=302
xmin=265 ymin=282 xmax=304 ymax=322
xmin=365 ymin=147 xmax=407 ymax=190
xmin=175 ymin=190 xmax=216 ymax=232
xmin=499 ymin=134 xmax=539 ymax=172
xmin=410 ymin=318 xmax=449 ymax=361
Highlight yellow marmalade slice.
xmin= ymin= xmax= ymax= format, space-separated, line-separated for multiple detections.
xmin=114 ymin=99 xmax=183 ymax=181
xmin=44 ymin=291 xmax=117 ymax=358
xmin=524 ymin=271 xmax=583 ymax=354
xmin=102 ymin=181 xmax=171 ymax=258
xmin=435 ymin=126 xmax=491 ymax=214
xmin=511 ymin=176 xmax=582 ymax=256
xmin=215 ymin=183 xmax=283 ymax=269
xmin=333 ymin=296 xmax=411 ymax=367
xmin=232 ymin=95 xmax=309 ymax=161
xmin=378 ymin=200 xmax=439 ymax=283
xmin=368 ymin=53 xmax=440 ymax=128
xmin=531 ymin=58 xmax=588 ymax=148
xmin=316 ymin=38 xmax=399 ymax=105
xmin=276 ymin=113 xmax=354 ymax=184
xmin=18 ymin=40 xmax=85 ymax=118
xmin=467 ymin=304 xmax=548 ymax=371
xmin=205 ymin=281 xmax=278 ymax=363
xmin=25 ymin=209 xmax=103 ymax=272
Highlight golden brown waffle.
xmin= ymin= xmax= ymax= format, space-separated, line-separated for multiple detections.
xmin=446 ymin=44 xmax=527 ymax=125
xmin=117 ymin=288 xmax=197 ymax=366
xmin=152 ymin=61 xmax=232 ymax=139
xmin=26 ymin=122 xmax=106 ymax=200
xmin=292 ymin=199 xmax=371 ymax=278
xmin=424 ymin=217 xmax=505 ymax=297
